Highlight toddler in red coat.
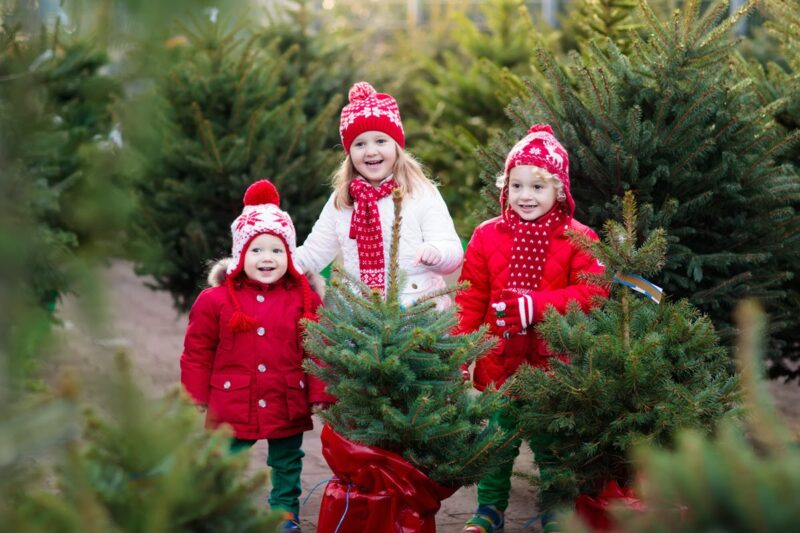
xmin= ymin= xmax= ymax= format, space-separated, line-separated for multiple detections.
xmin=457 ymin=125 xmax=607 ymax=533
xmin=180 ymin=179 xmax=334 ymax=532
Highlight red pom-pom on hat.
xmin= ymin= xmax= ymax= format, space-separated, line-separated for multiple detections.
xmin=528 ymin=124 xmax=554 ymax=135
xmin=243 ymin=179 xmax=280 ymax=207
xmin=348 ymin=81 xmax=376 ymax=103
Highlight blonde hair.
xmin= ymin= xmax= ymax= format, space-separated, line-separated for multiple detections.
xmin=332 ymin=144 xmax=437 ymax=209
xmin=496 ymin=166 xmax=566 ymax=202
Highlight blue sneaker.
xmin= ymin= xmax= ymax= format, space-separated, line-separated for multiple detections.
xmin=462 ymin=504 xmax=504 ymax=532
xmin=279 ymin=511 xmax=301 ymax=532
xmin=541 ymin=511 xmax=560 ymax=532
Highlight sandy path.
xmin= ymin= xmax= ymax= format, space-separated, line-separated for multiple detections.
xmin=55 ymin=260 xmax=799 ymax=532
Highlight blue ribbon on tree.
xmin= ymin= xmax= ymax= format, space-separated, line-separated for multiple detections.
xmin=613 ymin=272 xmax=663 ymax=304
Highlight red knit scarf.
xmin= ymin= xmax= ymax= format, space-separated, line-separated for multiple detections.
xmin=349 ymin=176 xmax=397 ymax=292
xmin=505 ymin=204 xmax=569 ymax=293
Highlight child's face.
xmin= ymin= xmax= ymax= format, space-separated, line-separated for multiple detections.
xmin=243 ymin=233 xmax=288 ymax=284
xmin=349 ymin=130 xmax=398 ymax=187
xmin=507 ymin=165 xmax=558 ymax=221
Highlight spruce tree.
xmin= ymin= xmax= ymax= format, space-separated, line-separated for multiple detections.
xmin=133 ymin=10 xmax=344 ymax=311
xmin=559 ymin=0 xmax=643 ymax=55
xmin=480 ymin=0 xmax=800 ymax=365
xmin=578 ymin=300 xmax=800 ymax=533
xmin=735 ymin=0 xmax=800 ymax=378
xmin=0 ymin=20 xmax=125 ymax=313
xmin=1 ymin=355 xmax=281 ymax=533
xmin=303 ymin=191 xmax=516 ymax=487
xmin=510 ymin=192 xmax=739 ymax=511
xmin=403 ymin=0 xmax=553 ymax=233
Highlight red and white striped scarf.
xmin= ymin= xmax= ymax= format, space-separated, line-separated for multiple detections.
xmin=349 ymin=176 xmax=397 ymax=292
xmin=505 ymin=204 xmax=569 ymax=293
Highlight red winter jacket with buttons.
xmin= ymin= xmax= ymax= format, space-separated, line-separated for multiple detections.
xmin=455 ymin=215 xmax=607 ymax=390
xmin=181 ymin=274 xmax=334 ymax=440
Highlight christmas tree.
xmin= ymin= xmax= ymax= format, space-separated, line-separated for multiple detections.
xmin=132 ymin=8 xmax=345 ymax=311
xmin=510 ymin=192 xmax=739 ymax=512
xmin=567 ymin=300 xmax=800 ymax=533
xmin=559 ymin=0 xmax=643 ymax=55
xmin=480 ymin=0 xmax=800 ymax=367
xmin=303 ymin=190 xmax=516 ymax=488
xmin=0 ymin=19 xmax=126 ymax=314
xmin=401 ymin=0 xmax=554 ymax=233
xmin=735 ymin=0 xmax=800 ymax=379
xmin=1 ymin=355 xmax=281 ymax=533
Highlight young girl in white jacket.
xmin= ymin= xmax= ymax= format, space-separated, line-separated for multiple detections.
xmin=293 ymin=82 xmax=463 ymax=309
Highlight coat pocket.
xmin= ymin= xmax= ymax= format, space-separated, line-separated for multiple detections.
xmin=284 ymin=370 xmax=310 ymax=422
xmin=208 ymin=373 xmax=251 ymax=424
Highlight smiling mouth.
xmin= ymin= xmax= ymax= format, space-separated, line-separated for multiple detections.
xmin=365 ymin=160 xmax=383 ymax=167
xmin=257 ymin=266 xmax=275 ymax=272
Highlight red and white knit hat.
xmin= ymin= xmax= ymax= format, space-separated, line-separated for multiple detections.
xmin=339 ymin=81 xmax=405 ymax=154
xmin=503 ymin=124 xmax=575 ymax=216
xmin=228 ymin=180 xmax=296 ymax=278
xmin=226 ymin=180 xmax=313 ymax=332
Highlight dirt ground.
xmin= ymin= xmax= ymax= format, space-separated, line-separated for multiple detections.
xmin=55 ymin=260 xmax=800 ymax=533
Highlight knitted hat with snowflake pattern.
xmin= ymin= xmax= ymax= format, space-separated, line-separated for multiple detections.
xmin=339 ymin=81 xmax=405 ymax=154
xmin=226 ymin=180 xmax=314 ymax=332
xmin=502 ymin=124 xmax=575 ymax=217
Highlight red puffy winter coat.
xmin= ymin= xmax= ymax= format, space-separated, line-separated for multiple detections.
xmin=456 ymin=215 xmax=607 ymax=390
xmin=181 ymin=275 xmax=334 ymax=440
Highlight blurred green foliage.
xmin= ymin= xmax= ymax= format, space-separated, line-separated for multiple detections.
xmin=0 ymin=17 xmax=126 ymax=385
xmin=735 ymin=0 xmax=800 ymax=377
xmin=1 ymin=355 xmax=280 ymax=533
xmin=1 ymin=2 xmax=281 ymax=531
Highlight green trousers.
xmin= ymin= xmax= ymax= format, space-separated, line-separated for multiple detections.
xmin=231 ymin=432 xmax=305 ymax=515
xmin=476 ymin=408 xmax=555 ymax=513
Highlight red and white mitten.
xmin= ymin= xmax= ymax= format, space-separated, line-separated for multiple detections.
xmin=491 ymin=291 xmax=534 ymax=337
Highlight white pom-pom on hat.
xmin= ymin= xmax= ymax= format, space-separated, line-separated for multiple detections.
xmin=348 ymin=81 xmax=377 ymax=103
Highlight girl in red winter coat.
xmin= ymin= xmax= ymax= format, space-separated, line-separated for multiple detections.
xmin=181 ymin=180 xmax=335 ymax=533
xmin=457 ymin=125 xmax=607 ymax=533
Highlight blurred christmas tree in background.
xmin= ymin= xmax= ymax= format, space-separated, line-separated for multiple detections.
xmin=0 ymin=17 xmax=126 ymax=319
xmin=511 ymin=192 xmax=738 ymax=511
xmin=735 ymin=0 xmax=800 ymax=378
xmin=401 ymin=0 xmax=554 ymax=235
xmin=131 ymin=3 xmax=350 ymax=311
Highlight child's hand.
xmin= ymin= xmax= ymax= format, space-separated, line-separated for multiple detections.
xmin=196 ymin=404 xmax=208 ymax=413
xmin=413 ymin=243 xmax=442 ymax=267
xmin=311 ymin=402 xmax=331 ymax=414
xmin=491 ymin=291 xmax=535 ymax=337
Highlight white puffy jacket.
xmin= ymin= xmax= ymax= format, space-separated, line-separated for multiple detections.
xmin=294 ymin=187 xmax=463 ymax=309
